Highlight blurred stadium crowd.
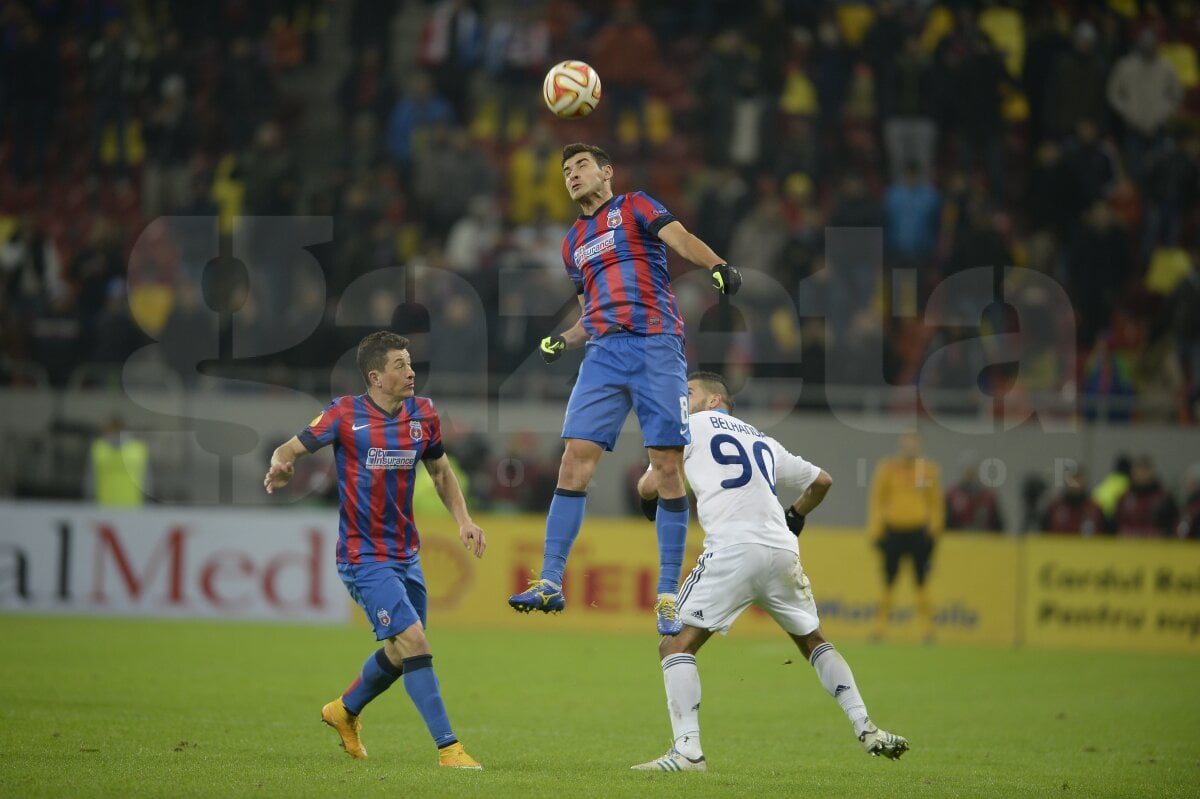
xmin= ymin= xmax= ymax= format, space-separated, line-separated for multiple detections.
xmin=2 ymin=0 xmax=1200 ymax=428
xmin=942 ymin=447 xmax=1198 ymax=538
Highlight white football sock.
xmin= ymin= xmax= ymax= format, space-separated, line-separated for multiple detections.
xmin=809 ymin=642 xmax=871 ymax=737
xmin=661 ymin=653 xmax=703 ymax=759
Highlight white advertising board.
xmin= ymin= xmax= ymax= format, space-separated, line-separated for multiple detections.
xmin=0 ymin=502 xmax=346 ymax=623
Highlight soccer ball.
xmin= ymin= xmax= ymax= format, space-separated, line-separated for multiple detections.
xmin=542 ymin=60 xmax=602 ymax=119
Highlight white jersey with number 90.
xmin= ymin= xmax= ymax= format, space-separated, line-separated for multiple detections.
xmin=683 ymin=410 xmax=821 ymax=553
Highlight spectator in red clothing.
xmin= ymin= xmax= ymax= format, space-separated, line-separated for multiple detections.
xmin=1114 ymin=456 xmax=1178 ymax=537
xmin=1174 ymin=464 xmax=1200 ymax=540
xmin=1041 ymin=466 xmax=1107 ymax=536
xmin=590 ymin=0 xmax=660 ymax=150
xmin=945 ymin=458 xmax=1004 ymax=532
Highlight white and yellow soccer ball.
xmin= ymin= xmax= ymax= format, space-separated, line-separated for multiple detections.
xmin=542 ymin=60 xmax=602 ymax=119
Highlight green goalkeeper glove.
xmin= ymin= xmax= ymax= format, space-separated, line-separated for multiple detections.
xmin=710 ymin=263 xmax=742 ymax=295
xmin=539 ymin=335 xmax=567 ymax=364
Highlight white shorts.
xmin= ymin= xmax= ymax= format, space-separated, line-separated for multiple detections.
xmin=676 ymin=544 xmax=820 ymax=636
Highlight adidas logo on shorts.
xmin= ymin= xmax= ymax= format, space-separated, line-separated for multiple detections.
xmin=690 ymin=609 xmax=704 ymax=620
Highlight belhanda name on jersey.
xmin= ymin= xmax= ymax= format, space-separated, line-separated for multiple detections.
xmin=707 ymin=415 xmax=763 ymax=438
xmin=365 ymin=448 xmax=418 ymax=469
xmin=573 ymin=230 xmax=616 ymax=267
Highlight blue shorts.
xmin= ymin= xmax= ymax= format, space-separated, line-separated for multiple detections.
xmin=562 ymin=333 xmax=689 ymax=451
xmin=338 ymin=559 xmax=428 ymax=641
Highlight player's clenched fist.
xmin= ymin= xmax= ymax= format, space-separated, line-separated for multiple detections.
xmin=540 ymin=335 xmax=567 ymax=364
xmin=710 ymin=263 xmax=742 ymax=295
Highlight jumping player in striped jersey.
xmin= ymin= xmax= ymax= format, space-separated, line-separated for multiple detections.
xmin=631 ymin=372 xmax=908 ymax=771
xmin=508 ymin=142 xmax=742 ymax=635
xmin=264 ymin=331 xmax=486 ymax=770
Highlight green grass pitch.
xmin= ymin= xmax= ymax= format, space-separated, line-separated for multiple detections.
xmin=1 ymin=616 xmax=1197 ymax=798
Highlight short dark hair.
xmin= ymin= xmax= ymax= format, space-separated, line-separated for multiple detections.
xmin=688 ymin=370 xmax=735 ymax=412
xmin=562 ymin=142 xmax=611 ymax=169
xmin=357 ymin=331 xmax=409 ymax=384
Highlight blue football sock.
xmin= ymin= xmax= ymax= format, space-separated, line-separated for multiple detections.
xmin=341 ymin=648 xmax=402 ymax=715
xmin=540 ymin=489 xmax=587 ymax=587
xmin=656 ymin=496 xmax=689 ymax=594
xmin=401 ymin=655 xmax=457 ymax=748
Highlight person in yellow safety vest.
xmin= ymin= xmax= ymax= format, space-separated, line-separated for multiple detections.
xmin=1091 ymin=453 xmax=1132 ymax=530
xmin=867 ymin=432 xmax=944 ymax=643
xmin=86 ymin=415 xmax=149 ymax=506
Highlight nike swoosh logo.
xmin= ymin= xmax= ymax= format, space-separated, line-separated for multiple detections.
xmin=352 ymin=423 xmax=370 ymax=431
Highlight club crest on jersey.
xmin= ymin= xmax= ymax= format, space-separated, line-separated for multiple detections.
xmin=366 ymin=448 xmax=417 ymax=469
xmin=607 ymin=207 xmax=622 ymax=229
xmin=376 ymin=608 xmax=391 ymax=627
xmin=573 ymin=230 xmax=616 ymax=267
xmin=409 ymin=421 xmax=422 ymax=441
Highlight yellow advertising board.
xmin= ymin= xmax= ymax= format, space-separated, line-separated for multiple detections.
xmin=1022 ymin=538 xmax=1200 ymax=653
xmin=351 ymin=516 xmax=1200 ymax=652
xmin=404 ymin=516 xmax=1019 ymax=646
xmin=803 ymin=532 xmax=1018 ymax=646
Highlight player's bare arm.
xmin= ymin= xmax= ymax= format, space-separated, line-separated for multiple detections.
xmin=793 ymin=469 xmax=834 ymax=515
xmin=264 ymin=436 xmax=308 ymax=494
xmin=784 ymin=468 xmax=833 ymax=535
xmin=656 ymin=220 xmax=723 ymax=269
xmin=541 ymin=296 xmax=588 ymax=363
xmin=657 ymin=221 xmax=742 ymax=295
xmin=424 ymin=453 xmax=487 ymax=558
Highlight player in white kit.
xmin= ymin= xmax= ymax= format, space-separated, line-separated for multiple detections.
xmin=630 ymin=372 xmax=909 ymax=772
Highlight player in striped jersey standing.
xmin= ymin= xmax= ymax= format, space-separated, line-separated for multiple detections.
xmin=631 ymin=372 xmax=908 ymax=771
xmin=507 ymin=142 xmax=743 ymax=635
xmin=264 ymin=331 xmax=487 ymax=769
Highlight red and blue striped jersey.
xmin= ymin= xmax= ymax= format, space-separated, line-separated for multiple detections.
xmin=297 ymin=394 xmax=445 ymax=564
xmin=561 ymin=191 xmax=684 ymax=338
